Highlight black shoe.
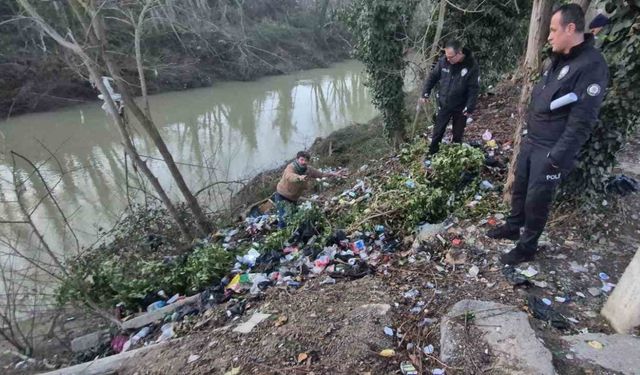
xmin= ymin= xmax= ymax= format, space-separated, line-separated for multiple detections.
xmin=486 ymin=225 xmax=521 ymax=241
xmin=500 ymin=245 xmax=536 ymax=265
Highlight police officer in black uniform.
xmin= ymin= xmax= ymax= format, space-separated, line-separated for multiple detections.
xmin=421 ymin=40 xmax=480 ymax=155
xmin=487 ymin=4 xmax=609 ymax=265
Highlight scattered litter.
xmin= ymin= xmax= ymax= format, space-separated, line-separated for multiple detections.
xmin=519 ymin=266 xmax=539 ymax=278
xmin=233 ymin=313 xmax=271 ymax=334
xmin=401 ymin=361 xmax=418 ymax=375
xmin=433 ymin=369 xmax=446 ymax=375
xmin=320 ymin=277 xmax=336 ymax=285
xmin=187 ymin=354 xmax=200 ymax=364
xmin=468 ymin=265 xmax=480 ymax=278
xmin=576 ymin=292 xmax=586 ymax=298
xmin=588 ymin=287 xmax=601 ymax=297
xmin=527 ymin=295 xmax=570 ymax=329
xmin=379 ymin=349 xmax=395 ymax=357
xmin=598 ymin=272 xmax=610 ymax=281
xmin=555 ymin=297 xmax=567 ymax=303
xmin=605 ymin=174 xmax=639 ymax=196
xmin=480 ymin=180 xmax=495 ymax=190
xmin=542 ymin=298 xmax=552 ymax=306
xmin=403 ymin=289 xmax=420 ymax=299
xmin=384 ymin=326 xmax=395 ymax=336
xmin=224 ymin=368 xmax=241 ymax=375
xmin=588 ymin=340 xmax=604 ymax=350
xmin=297 ymin=352 xmax=308 ymax=363
xmin=482 ymin=129 xmax=493 ymax=141
xmin=502 ymin=266 xmax=529 ymax=286
xmin=601 ymin=282 xmax=616 ymax=293
xmin=569 ymin=261 xmax=589 ymax=273
xmin=275 ymin=315 xmax=288 ymax=327
xmin=423 ymin=344 xmax=435 ymax=355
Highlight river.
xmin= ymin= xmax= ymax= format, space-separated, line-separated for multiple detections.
xmin=0 ymin=60 xmax=378 ymax=260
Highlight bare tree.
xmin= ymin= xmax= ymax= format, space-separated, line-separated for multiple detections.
xmin=16 ymin=0 xmax=213 ymax=239
xmin=503 ymin=0 xmax=553 ymax=202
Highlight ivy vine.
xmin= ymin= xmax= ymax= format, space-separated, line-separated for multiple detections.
xmin=559 ymin=1 xmax=640 ymax=204
xmin=343 ymin=0 xmax=419 ymax=142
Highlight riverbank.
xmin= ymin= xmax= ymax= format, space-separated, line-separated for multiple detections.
xmin=0 ymin=3 xmax=351 ymax=118
xmin=5 ymin=80 xmax=640 ymax=374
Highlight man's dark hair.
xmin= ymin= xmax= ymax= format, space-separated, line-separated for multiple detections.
xmin=444 ymin=40 xmax=462 ymax=54
xmin=553 ymin=3 xmax=585 ymax=32
xmin=296 ymin=151 xmax=311 ymax=160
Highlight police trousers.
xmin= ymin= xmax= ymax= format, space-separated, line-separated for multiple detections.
xmin=506 ymin=141 xmax=565 ymax=251
xmin=429 ymin=108 xmax=467 ymax=154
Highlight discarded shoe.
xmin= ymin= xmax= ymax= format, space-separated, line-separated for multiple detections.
xmin=486 ymin=224 xmax=520 ymax=241
xmin=500 ymin=245 xmax=535 ymax=265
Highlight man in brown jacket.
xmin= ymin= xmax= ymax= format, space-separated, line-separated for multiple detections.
xmin=274 ymin=151 xmax=343 ymax=228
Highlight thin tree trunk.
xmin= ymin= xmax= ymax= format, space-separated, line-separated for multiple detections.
xmin=17 ymin=0 xmax=195 ymax=242
xmin=429 ymin=0 xmax=447 ymax=63
xmin=91 ymin=7 xmax=212 ymax=236
xmin=503 ymin=0 xmax=553 ymax=203
xmin=572 ymin=0 xmax=591 ymax=13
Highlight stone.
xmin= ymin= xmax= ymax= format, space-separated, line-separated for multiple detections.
xmin=122 ymin=294 xmax=200 ymax=330
xmin=440 ymin=300 xmax=554 ymax=375
xmin=562 ymin=333 xmax=640 ymax=374
xmin=417 ymin=222 xmax=446 ymax=242
xmin=233 ymin=313 xmax=271 ymax=334
xmin=588 ymin=287 xmax=601 ymax=297
xmin=602 ymin=247 xmax=640 ymax=333
xmin=70 ymin=329 xmax=111 ymax=353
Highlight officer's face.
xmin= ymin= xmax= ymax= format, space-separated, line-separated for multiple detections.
xmin=445 ymin=48 xmax=463 ymax=64
xmin=548 ymin=12 xmax=577 ymax=54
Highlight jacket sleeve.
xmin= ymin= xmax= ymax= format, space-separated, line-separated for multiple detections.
xmin=422 ymin=58 xmax=442 ymax=98
xmin=549 ymin=60 xmax=609 ymax=169
xmin=306 ymin=167 xmax=324 ymax=179
xmin=464 ymin=66 xmax=480 ymax=113
xmin=283 ymin=164 xmax=303 ymax=183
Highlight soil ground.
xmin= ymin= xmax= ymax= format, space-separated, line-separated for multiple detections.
xmin=113 ymin=83 xmax=640 ymax=375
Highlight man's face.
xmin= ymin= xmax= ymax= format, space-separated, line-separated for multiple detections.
xmin=445 ymin=48 xmax=464 ymax=64
xmin=548 ymin=12 xmax=576 ymax=53
xmin=297 ymin=156 xmax=308 ymax=166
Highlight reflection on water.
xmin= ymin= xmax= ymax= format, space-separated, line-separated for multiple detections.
xmin=0 ymin=60 xmax=376 ymax=256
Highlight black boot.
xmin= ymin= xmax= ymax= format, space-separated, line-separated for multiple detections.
xmin=486 ymin=224 xmax=520 ymax=241
xmin=500 ymin=244 xmax=536 ymax=265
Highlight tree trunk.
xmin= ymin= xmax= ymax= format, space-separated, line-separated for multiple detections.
xmin=572 ymin=0 xmax=591 ymax=12
xmin=503 ymin=0 xmax=553 ymax=203
xmin=16 ymin=0 xmax=196 ymax=242
xmin=91 ymin=14 xmax=212 ymax=236
xmin=429 ymin=0 xmax=447 ymax=63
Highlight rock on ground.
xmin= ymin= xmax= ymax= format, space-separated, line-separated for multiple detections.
xmin=562 ymin=333 xmax=640 ymax=375
xmin=440 ymin=299 xmax=554 ymax=375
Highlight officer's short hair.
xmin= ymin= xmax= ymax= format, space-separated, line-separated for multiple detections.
xmin=444 ymin=40 xmax=462 ymax=54
xmin=553 ymin=3 xmax=585 ymax=32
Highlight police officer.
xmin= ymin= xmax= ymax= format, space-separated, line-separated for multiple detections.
xmin=487 ymin=4 xmax=609 ymax=265
xmin=420 ymin=40 xmax=480 ymax=155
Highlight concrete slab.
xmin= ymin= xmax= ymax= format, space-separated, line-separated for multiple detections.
xmin=441 ymin=299 xmax=554 ymax=375
xmin=562 ymin=333 xmax=640 ymax=375
xmin=232 ymin=313 xmax=271 ymax=334
xmin=40 ymin=342 xmax=169 ymax=375
xmin=121 ymin=294 xmax=199 ymax=330
xmin=70 ymin=330 xmax=110 ymax=353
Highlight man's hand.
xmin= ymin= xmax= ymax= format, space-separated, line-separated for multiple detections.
xmin=419 ymin=97 xmax=429 ymax=104
xmin=298 ymin=175 xmax=307 ymax=182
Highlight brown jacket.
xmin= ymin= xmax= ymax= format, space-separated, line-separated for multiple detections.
xmin=276 ymin=163 xmax=324 ymax=202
